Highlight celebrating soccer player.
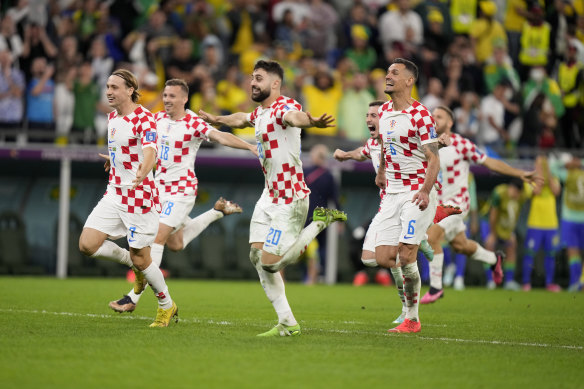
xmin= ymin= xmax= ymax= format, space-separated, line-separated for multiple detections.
xmin=199 ymin=60 xmax=347 ymax=337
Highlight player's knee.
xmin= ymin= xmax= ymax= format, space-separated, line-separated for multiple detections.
xmin=451 ymin=240 xmax=465 ymax=253
xmin=78 ymin=237 xmax=97 ymax=257
xmin=249 ymin=248 xmax=261 ymax=266
xmin=166 ymin=240 xmax=182 ymax=252
xmin=361 ymin=258 xmax=378 ymax=267
xmin=261 ymin=262 xmax=281 ymax=273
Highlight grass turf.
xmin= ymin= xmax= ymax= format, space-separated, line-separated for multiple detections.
xmin=0 ymin=277 xmax=582 ymax=389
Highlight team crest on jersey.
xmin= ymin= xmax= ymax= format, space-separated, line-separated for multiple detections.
xmin=429 ymin=126 xmax=437 ymax=139
xmin=145 ymin=131 xmax=156 ymax=142
xmin=110 ymin=127 xmax=117 ymax=138
xmin=389 ymin=119 xmax=396 ymax=129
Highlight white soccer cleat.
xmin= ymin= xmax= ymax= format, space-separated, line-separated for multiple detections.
xmin=214 ymin=197 xmax=243 ymax=215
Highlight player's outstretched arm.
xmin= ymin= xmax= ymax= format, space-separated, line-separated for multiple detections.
xmin=209 ymin=130 xmax=258 ymax=157
xmin=413 ymin=141 xmax=440 ymax=210
xmin=133 ymin=147 xmax=157 ymax=189
xmin=198 ymin=110 xmax=250 ymax=129
xmin=98 ymin=153 xmax=111 ymax=172
xmin=333 ymin=147 xmax=367 ymax=162
xmin=483 ymin=157 xmax=544 ymax=187
xmin=283 ymin=111 xmax=335 ymax=129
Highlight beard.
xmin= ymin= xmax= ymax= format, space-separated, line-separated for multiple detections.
xmin=251 ymin=87 xmax=270 ymax=103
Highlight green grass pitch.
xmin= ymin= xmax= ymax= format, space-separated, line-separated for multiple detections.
xmin=0 ymin=277 xmax=583 ymax=389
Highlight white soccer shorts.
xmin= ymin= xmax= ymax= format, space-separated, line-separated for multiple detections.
xmin=249 ymin=189 xmax=309 ymax=256
xmin=158 ymin=195 xmax=196 ymax=232
xmin=84 ymin=193 xmax=159 ymax=249
xmin=372 ymin=189 xmax=437 ymax=247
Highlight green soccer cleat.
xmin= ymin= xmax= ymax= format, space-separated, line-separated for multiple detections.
xmin=257 ymin=323 xmax=301 ymax=337
xmin=419 ymin=239 xmax=434 ymax=262
xmin=312 ymin=207 xmax=347 ymax=225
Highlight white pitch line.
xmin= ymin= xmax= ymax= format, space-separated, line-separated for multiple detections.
xmin=1 ymin=308 xmax=581 ymax=350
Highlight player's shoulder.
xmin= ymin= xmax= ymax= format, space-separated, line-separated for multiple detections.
xmin=108 ymin=110 xmax=117 ymax=120
xmin=274 ymin=95 xmax=302 ymax=111
xmin=409 ymin=100 xmax=432 ymax=116
xmin=367 ymin=137 xmax=380 ymax=148
xmin=379 ymin=100 xmax=393 ymax=112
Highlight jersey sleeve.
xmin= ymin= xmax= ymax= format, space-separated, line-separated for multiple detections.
xmin=187 ymin=114 xmax=215 ymax=140
xmin=414 ymin=108 xmax=438 ymax=145
xmin=246 ymin=107 xmax=260 ymax=126
xmin=138 ymin=113 xmax=158 ymax=150
xmin=275 ymin=98 xmax=302 ymax=126
xmin=459 ymin=136 xmax=487 ymax=164
xmin=360 ymin=140 xmax=371 ymax=159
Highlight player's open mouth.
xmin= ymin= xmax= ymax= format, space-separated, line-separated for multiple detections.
xmin=368 ymin=126 xmax=375 ymax=132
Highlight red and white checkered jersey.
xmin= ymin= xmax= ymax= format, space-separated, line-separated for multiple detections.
xmin=437 ymin=133 xmax=486 ymax=212
xmin=378 ymin=100 xmax=438 ymax=194
xmin=360 ymin=137 xmax=386 ymax=199
xmin=247 ymin=95 xmax=310 ymax=204
xmin=105 ymin=105 xmax=160 ymax=214
xmin=154 ymin=109 xmax=214 ymax=198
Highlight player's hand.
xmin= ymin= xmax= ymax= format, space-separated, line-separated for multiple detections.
xmin=98 ymin=153 xmax=111 ymax=172
xmin=250 ymin=143 xmax=259 ymax=157
xmin=438 ymin=133 xmax=451 ymax=148
xmin=412 ymin=189 xmax=430 ymax=210
xmin=375 ymin=171 xmax=386 ymax=190
xmin=333 ymin=149 xmax=348 ymax=161
xmin=198 ymin=109 xmax=218 ymax=125
xmin=132 ymin=163 xmax=147 ymax=189
xmin=307 ymin=112 xmax=335 ymax=128
xmin=522 ymin=170 xmax=544 ymax=188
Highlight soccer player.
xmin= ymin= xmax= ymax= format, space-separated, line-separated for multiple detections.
xmin=199 ymin=60 xmax=346 ymax=337
xmin=78 ymin=69 xmax=177 ymax=327
xmin=371 ymin=58 xmax=440 ymax=334
xmin=108 ymin=78 xmax=257 ymax=313
xmin=421 ymin=106 xmax=541 ymax=303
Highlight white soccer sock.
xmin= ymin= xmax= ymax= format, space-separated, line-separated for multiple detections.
xmin=264 ymin=221 xmax=327 ymax=272
xmin=402 ymin=262 xmax=421 ymax=321
xmin=470 ymin=244 xmax=497 ymax=265
xmin=142 ymin=262 xmax=172 ymax=309
xmin=181 ymin=209 xmax=223 ymax=249
xmin=251 ymin=248 xmax=297 ymax=326
xmin=429 ymin=253 xmax=444 ymax=290
xmin=126 ymin=243 xmax=164 ymax=303
xmin=390 ymin=267 xmax=406 ymax=312
xmin=91 ymin=240 xmax=133 ymax=268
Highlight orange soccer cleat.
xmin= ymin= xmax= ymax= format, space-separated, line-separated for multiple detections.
xmin=433 ymin=204 xmax=462 ymax=224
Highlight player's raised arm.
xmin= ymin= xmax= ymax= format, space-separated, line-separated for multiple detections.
xmin=333 ymin=147 xmax=367 ymax=162
xmin=208 ymin=130 xmax=258 ymax=156
xmin=283 ymin=111 xmax=335 ymax=129
xmin=198 ymin=110 xmax=250 ymax=129
xmin=482 ymin=157 xmax=543 ymax=187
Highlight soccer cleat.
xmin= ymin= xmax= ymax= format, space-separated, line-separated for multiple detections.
xmin=312 ymin=207 xmax=347 ymax=226
xmin=491 ymin=251 xmax=505 ymax=285
xmin=149 ymin=301 xmax=179 ymax=327
xmin=257 ymin=323 xmax=301 ymax=337
xmin=453 ymin=276 xmax=465 ymax=291
xmin=567 ymin=283 xmax=582 ymax=292
xmin=545 ymin=283 xmax=561 ymax=293
xmin=522 ymin=283 xmax=532 ymax=292
xmin=353 ymin=271 xmax=369 ymax=286
xmin=214 ymin=197 xmax=243 ymax=215
xmin=374 ymin=269 xmax=392 ymax=286
xmin=109 ymin=295 xmax=136 ymax=313
xmin=392 ymin=311 xmax=406 ymax=324
xmin=419 ymin=239 xmax=434 ymax=262
xmin=433 ymin=204 xmax=462 ymax=224
xmin=132 ymin=267 xmax=147 ymax=295
xmin=420 ymin=289 xmax=444 ymax=304
xmin=388 ymin=318 xmax=421 ymax=333
xmin=443 ymin=263 xmax=456 ymax=287
xmin=503 ymin=280 xmax=521 ymax=291
xmin=486 ymin=280 xmax=496 ymax=290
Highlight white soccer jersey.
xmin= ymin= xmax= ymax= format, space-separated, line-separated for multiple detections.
xmin=437 ymin=133 xmax=486 ymax=213
xmin=154 ymin=109 xmax=214 ymax=198
xmin=378 ymin=100 xmax=437 ymax=194
xmin=360 ymin=137 xmax=385 ymax=199
xmin=106 ymin=105 xmax=160 ymax=214
xmin=247 ymin=95 xmax=310 ymax=205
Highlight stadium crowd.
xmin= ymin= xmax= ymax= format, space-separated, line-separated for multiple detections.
xmin=0 ymin=0 xmax=583 ymax=152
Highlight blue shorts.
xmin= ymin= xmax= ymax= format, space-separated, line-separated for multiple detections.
xmin=524 ymin=228 xmax=559 ymax=253
xmin=560 ymin=220 xmax=584 ymax=250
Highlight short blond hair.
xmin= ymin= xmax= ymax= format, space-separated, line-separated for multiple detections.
xmin=112 ymin=69 xmax=140 ymax=103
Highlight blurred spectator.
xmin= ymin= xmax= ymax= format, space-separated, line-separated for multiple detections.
xmin=558 ymin=40 xmax=584 ymax=148
xmin=337 ymin=72 xmax=374 ymax=141
xmin=454 ymin=91 xmax=480 ymax=144
xmin=0 ymin=50 xmax=25 ymax=128
xmin=378 ymin=0 xmax=423 ymax=61
xmin=302 ymin=69 xmax=342 ymax=136
xmin=479 ymin=79 xmax=513 ymax=148
xmin=345 ymin=24 xmax=377 ymax=72
xmin=20 ymin=22 xmax=58 ymax=79
xmin=190 ymin=77 xmax=219 ymax=116
xmin=503 ymin=0 xmax=530 ymax=67
xmin=304 ymin=0 xmax=339 ymax=60
xmin=124 ymin=9 xmax=177 ymax=67
xmin=0 ymin=14 xmax=24 ymax=60
xmin=226 ymin=0 xmax=267 ymax=58
xmin=272 ymin=0 xmax=311 ymax=27
xmin=53 ymin=66 xmax=75 ymax=142
xmin=340 ymin=2 xmax=378 ymax=51
xmin=274 ymin=8 xmax=303 ymax=53
xmin=522 ymin=66 xmax=564 ymax=122
xmin=469 ymin=1 xmax=507 ymax=64
xmin=419 ymin=8 xmax=449 ymax=80
xmin=420 ymin=77 xmax=443 ymax=112
xmin=200 ymin=35 xmax=225 ymax=81
xmin=450 ymin=0 xmax=477 ymax=35
xmin=484 ymin=41 xmax=521 ymax=94
xmin=71 ymin=61 xmax=102 ymax=144
xmin=55 ymin=35 xmax=81 ymax=76
xmin=72 ymin=0 xmax=101 ymax=46
xmin=26 ymin=56 xmax=56 ymax=139
xmin=166 ymin=37 xmax=197 ymax=90
xmin=368 ymin=67 xmax=388 ymax=101
xmin=518 ymin=5 xmax=551 ymax=80
xmin=6 ymin=0 xmax=30 ymax=35
xmin=216 ymin=64 xmax=249 ymax=115
xmin=88 ymin=35 xmax=114 ymax=91
xmin=135 ymin=65 xmax=164 ymax=113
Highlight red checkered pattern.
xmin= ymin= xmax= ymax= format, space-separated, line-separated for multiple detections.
xmin=154 ymin=110 xmax=212 ymax=198
xmin=378 ymin=100 xmax=437 ymax=194
xmin=247 ymin=96 xmax=310 ymax=204
xmin=360 ymin=137 xmax=385 ymax=199
xmin=105 ymin=106 xmax=160 ymax=214
xmin=437 ymin=133 xmax=486 ymax=213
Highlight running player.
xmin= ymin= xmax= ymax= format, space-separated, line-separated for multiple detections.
xmin=421 ymin=105 xmax=542 ymax=303
xmin=79 ymin=69 xmax=177 ymax=327
xmin=108 ymin=78 xmax=257 ymax=313
xmin=199 ymin=60 xmax=346 ymax=337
